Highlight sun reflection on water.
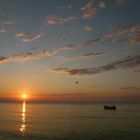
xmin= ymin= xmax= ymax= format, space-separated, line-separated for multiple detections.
xmin=20 ymin=101 xmax=26 ymax=136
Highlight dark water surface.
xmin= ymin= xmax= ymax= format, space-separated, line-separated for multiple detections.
xmin=0 ymin=102 xmax=140 ymax=140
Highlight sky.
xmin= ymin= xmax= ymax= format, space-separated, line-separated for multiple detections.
xmin=0 ymin=0 xmax=140 ymax=102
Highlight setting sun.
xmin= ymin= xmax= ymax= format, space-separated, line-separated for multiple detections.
xmin=21 ymin=93 xmax=27 ymax=100
xmin=22 ymin=94 xmax=27 ymax=99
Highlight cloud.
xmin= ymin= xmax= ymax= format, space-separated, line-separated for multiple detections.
xmin=53 ymin=24 xmax=139 ymax=51
xmin=81 ymin=52 xmax=108 ymax=57
xmin=116 ymin=0 xmax=125 ymax=6
xmin=80 ymin=1 xmax=96 ymax=18
xmin=62 ymin=44 xmax=80 ymax=50
xmin=103 ymin=25 xmax=132 ymax=42
xmin=60 ymin=51 xmax=109 ymax=61
xmin=110 ymin=24 xmax=140 ymax=44
xmin=1 ymin=20 xmax=14 ymax=25
xmin=83 ymin=23 xmax=140 ymax=45
xmin=129 ymin=24 xmax=140 ymax=44
xmin=0 ymin=50 xmax=58 ymax=64
xmin=98 ymin=1 xmax=106 ymax=9
xmin=48 ymin=93 xmax=83 ymax=96
xmin=0 ymin=27 xmax=7 ymax=33
xmin=0 ymin=56 xmax=7 ymax=61
xmin=22 ymin=34 xmax=42 ymax=42
xmin=15 ymin=32 xmax=30 ymax=38
xmin=46 ymin=15 xmax=76 ymax=25
xmin=51 ymin=54 xmax=140 ymax=76
xmin=80 ymin=1 xmax=107 ymax=19
xmin=84 ymin=25 xmax=93 ymax=32
xmin=81 ymin=38 xmax=102 ymax=47
xmin=0 ymin=44 xmax=80 ymax=64
xmin=16 ymin=32 xmax=43 ymax=43
xmin=59 ymin=5 xmax=72 ymax=12
xmin=120 ymin=86 xmax=140 ymax=90
xmin=129 ymin=35 xmax=140 ymax=45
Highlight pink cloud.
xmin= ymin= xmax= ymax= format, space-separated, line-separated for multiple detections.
xmin=80 ymin=1 xmax=96 ymax=18
xmin=22 ymin=34 xmax=42 ymax=42
xmin=46 ymin=15 xmax=76 ymax=25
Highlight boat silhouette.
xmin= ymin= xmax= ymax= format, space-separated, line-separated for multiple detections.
xmin=104 ymin=105 xmax=117 ymax=110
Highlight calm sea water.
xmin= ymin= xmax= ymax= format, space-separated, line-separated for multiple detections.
xmin=0 ymin=102 xmax=140 ymax=140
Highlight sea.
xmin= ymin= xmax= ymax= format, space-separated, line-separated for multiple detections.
xmin=0 ymin=102 xmax=140 ymax=140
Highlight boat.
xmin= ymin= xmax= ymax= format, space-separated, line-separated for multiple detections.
xmin=104 ymin=105 xmax=117 ymax=110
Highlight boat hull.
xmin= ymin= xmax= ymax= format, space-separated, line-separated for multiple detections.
xmin=104 ymin=105 xmax=117 ymax=110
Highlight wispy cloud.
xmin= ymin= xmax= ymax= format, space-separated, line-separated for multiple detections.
xmin=1 ymin=20 xmax=14 ymax=25
xmin=59 ymin=51 xmax=109 ymax=61
xmin=120 ymin=86 xmax=140 ymax=90
xmin=80 ymin=1 xmax=107 ymax=19
xmin=15 ymin=32 xmax=30 ymax=38
xmin=0 ymin=44 xmax=80 ymax=64
xmin=0 ymin=27 xmax=7 ymax=33
xmin=15 ymin=32 xmax=43 ymax=43
xmin=81 ymin=38 xmax=101 ymax=47
xmin=82 ymin=23 xmax=140 ymax=45
xmin=84 ymin=25 xmax=93 ymax=32
xmin=103 ymin=25 xmax=131 ymax=42
xmin=51 ymin=54 xmax=140 ymax=76
xmin=22 ymin=34 xmax=42 ymax=42
xmin=46 ymin=15 xmax=76 ymax=25
xmin=80 ymin=1 xmax=96 ymax=18
xmin=48 ymin=93 xmax=83 ymax=96
xmin=98 ymin=1 xmax=106 ymax=9
xmin=59 ymin=5 xmax=72 ymax=12
xmin=0 ymin=50 xmax=56 ymax=64
xmin=116 ymin=0 xmax=125 ymax=6
xmin=104 ymin=24 xmax=140 ymax=44
xmin=63 ymin=25 xmax=138 ymax=48
xmin=81 ymin=52 xmax=108 ymax=58
xmin=62 ymin=44 xmax=80 ymax=50
xmin=129 ymin=25 xmax=140 ymax=44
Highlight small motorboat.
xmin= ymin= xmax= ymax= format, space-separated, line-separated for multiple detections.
xmin=104 ymin=105 xmax=117 ymax=110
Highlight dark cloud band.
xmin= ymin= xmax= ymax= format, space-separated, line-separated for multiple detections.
xmin=52 ymin=54 xmax=140 ymax=76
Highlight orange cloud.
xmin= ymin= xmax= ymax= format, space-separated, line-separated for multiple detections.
xmin=16 ymin=32 xmax=30 ymax=38
xmin=0 ymin=27 xmax=7 ymax=33
xmin=81 ymin=1 xmax=96 ymax=18
xmin=0 ymin=44 xmax=80 ymax=64
xmin=22 ymin=34 xmax=42 ymax=42
xmin=98 ymin=1 xmax=106 ymax=8
xmin=46 ymin=15 xmax=76 ymax=25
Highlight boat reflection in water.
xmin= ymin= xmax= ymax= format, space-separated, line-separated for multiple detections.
xmin=20 ymin=101 xmax=26 ymax=136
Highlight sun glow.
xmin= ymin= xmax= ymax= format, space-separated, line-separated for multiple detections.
xmin=22 ymin=94 xmax=27 ymax=99
xmin=21 ymin=91 xmax=28 ymax=100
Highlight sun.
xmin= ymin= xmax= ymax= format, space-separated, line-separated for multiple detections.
xmin=19 ymin=90 xmax=30 ymax=101
xmin=22 ymin=94 xmax=27 ymax=99
xmin=21 ymin=91 xmax=28 ymax=100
